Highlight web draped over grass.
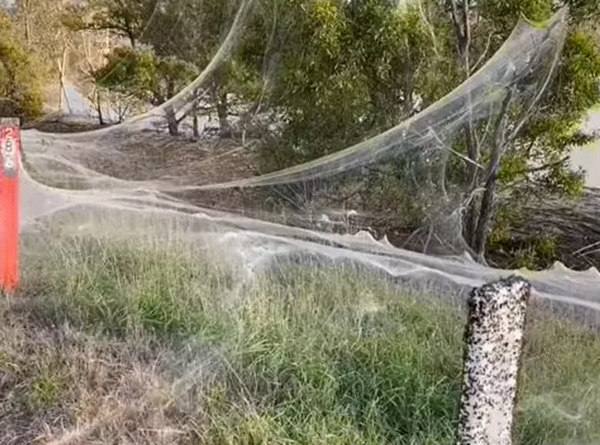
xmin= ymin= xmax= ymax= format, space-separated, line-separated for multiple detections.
xmin=0 ymin=233 xmax=599 ymax=444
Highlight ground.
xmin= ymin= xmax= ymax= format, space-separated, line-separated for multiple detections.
xmin=1 ymin=234 xmax=600 ymax=444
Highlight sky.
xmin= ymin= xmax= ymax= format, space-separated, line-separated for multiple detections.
xmin=571 ymin=110 xmax=600 ymax=188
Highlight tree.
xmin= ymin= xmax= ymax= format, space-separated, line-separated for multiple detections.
xmin=0 ymin=9 xmax=43 ymax=120
xmin=10 ymin=0 xmax=79 ymax=111
xmin=239 ymin=0 xmax=600 ymax=265
xmin=238 ymin=0 xmax=452 ymax=164
xmin=93 ymin=45 xmax=198 ymax=134
xmin=444 ymin=0 xmax=600 ymax=263
xmin=69 ymin=0 xmax=244 ymax=136
xmin=146 ymin=0 xmax=243 ymax=137
xmin=66 ymin=0 xmax=160 ymax=48
xmin=52 ymin=0 xmax=600 ymax=267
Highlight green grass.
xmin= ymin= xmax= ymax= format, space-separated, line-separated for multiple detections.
xmin=2 ymin=233 xmax=600 ymax=444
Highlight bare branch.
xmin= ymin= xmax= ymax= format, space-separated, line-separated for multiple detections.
xmin=470 ymin=32 xmax=493 ymax=74
xmin=473 ymin=88 xmax=514 ymax=257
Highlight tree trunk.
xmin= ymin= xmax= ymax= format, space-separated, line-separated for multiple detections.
xmin=447 ymin=0 xmax=480 ymax=247
xmin=95 ymin=89 xmax=105 ymax=125
xmin=473 ymin=91 xmax=513 ymax=258
xmin=192 ymin=88 xmax=201 ymax=138
xmin=473 ymin=151 xmax=500 ymax=259
xmin=23 ymin=0 xmax=31 ymax=48
xmin=464 ymin=127 xmax=480 ymax=246
xmin=58 ymin=83 xmax=63 ymax=112
xmin=25 ymin=15 xmax=31 ymax=48
xmin=164 ymin=78 xmax=179 ymax=136
xmin=126 ymin=19 xmax=136 ymax=48
xmin=165 ymin=105 xmax=179 ymax=136
xmin=216 ymin=89 xmax=231 ymax=138
xmin=192 ymin=113 xmax=200 ymax=139
xmin=57 ymin=49 xmax=69 ymax=113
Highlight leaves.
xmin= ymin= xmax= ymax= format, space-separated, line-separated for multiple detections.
xmin=0 ymin=10 xmax=43 ymax=120
xmin=17 ymin=0 xmax=600 ymax=266
xmin=94 ymin=46 xmax=197 ymax=106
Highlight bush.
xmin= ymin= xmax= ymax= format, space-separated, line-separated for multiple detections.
xmin=0 ymin=11 xmax=43 ymax=121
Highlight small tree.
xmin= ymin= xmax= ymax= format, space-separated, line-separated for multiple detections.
xmin=447 ymin=0 xmax=600 ymax=263
xmin=66 ymin=0 xmax=160 ymax=48
xmin=93 ymin=46 xmax=198 ymax=135
xmin=68 ymin=0 xmax=244 ymax=137
xmin=241 ymin=0 xmax=600 ymax=265
xmin=10 ymin=0 xmax=85 ymax=111
xmin=0 ymin=10 xmax=43 ymax=120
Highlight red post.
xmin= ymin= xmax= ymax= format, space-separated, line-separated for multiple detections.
xmin=0 ymin=118 xmax=20 ymax=295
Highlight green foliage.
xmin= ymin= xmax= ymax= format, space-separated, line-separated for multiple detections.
xmin=70 ymin=0 xmax=600 ymax=266
xmin=72 ymin=0 xmax=239 ymax=62
xmin=0 ymin=11 xmax=43 ymax=120
xmin=251 ymin=0 xmax=453 ymax=170
xmin=477 ymin=0 xmax=554 ymax=34
xmin=248 ymin=0 xmax=600 ymax=266
xmin=75 ymin=0 xmax=243 ymax=132
xmin=67 ymin=0 xmax=160 ymax=47
xmin=561 ymin=0 xmax=600 ymax=23
xmin=488 ymin=225 xmax=560 ymax=270
xmin=29 ymin=371 xmax=64 ymax=409
xmin=151 ymin=0 xmax=239 ymax=65
xmin=499 ymin=28 xmax=600 ymax=195
xmin=484 ymin=3 xmax=600 ymax=264
xmin=246 ymin=0 xmax=363 ymax=167
xmin=94 ymin=46 xmax=198 ymax=106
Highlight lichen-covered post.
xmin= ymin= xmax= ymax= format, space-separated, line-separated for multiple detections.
xmin=456 ymin=276 xmax=531 ymax=445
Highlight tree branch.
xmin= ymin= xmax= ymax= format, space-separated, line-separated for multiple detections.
xmin=470 ymin=32 xmax=493 ymax=74
xmin=473 ymin=89 xmax=514 ymax=259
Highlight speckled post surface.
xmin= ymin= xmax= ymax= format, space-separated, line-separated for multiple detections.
xmin=456 ymin=276 xmax=531 ymax=445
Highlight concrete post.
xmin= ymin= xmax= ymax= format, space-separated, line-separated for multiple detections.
xmin=456 ymin=276 xmax=531 ymax=445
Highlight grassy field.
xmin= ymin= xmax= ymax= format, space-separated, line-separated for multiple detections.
xmin=1 ymin=234 xmax=600 ymax=444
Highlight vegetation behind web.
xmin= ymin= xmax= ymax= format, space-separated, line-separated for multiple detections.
xmin=3 ymin=0 xmax=600 ymax=268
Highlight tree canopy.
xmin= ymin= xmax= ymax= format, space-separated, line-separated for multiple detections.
xmin=19 ymin=0 xmax=600 ymax=267
xmin=0 ymin=9 xmax=43 ymax=120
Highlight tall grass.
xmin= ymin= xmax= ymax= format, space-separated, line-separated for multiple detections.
xmin=2 ymin=233 xmax=600 ymax=444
